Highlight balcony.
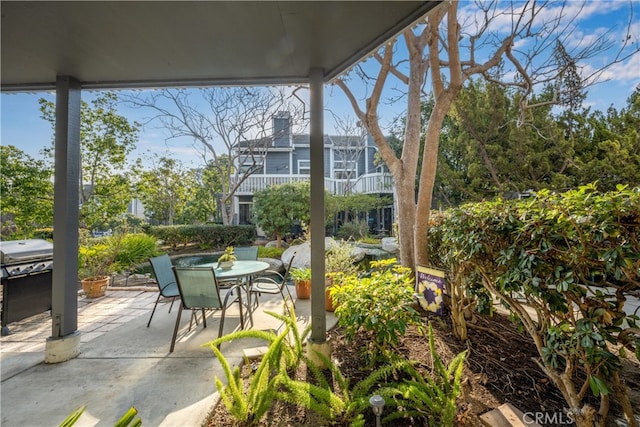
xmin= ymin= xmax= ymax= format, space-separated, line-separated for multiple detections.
xmin=233 ymin=173 xmax=394 ymax=196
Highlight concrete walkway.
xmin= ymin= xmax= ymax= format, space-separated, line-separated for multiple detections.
xmin=1 ymin=287 xmax=336 ymax=427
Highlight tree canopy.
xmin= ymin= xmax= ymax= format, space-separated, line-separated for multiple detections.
xmin=252 ymin=181 xmax=310 ymax=246
xmin=135 ymin=155 xmax=196 ymax=225
xmin=39 ymin=92 xmax=139 ymax=231
xmin=432 ymin=82 xmax=640 ymax=207
xmin=124 ymin=87 xmax=306 ymax=225
xmin=336 ymin=0 xmax=638 ymax=269
xmin=0 ymin=145 xmax=53 ymax=237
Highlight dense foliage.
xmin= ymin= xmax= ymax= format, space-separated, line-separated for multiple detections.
xmin=145 ymin=224 xmax=256 ymax=249
xmin=111 ymin=233 xmax=160 ymax=272
xmin=427 ymin=184 xmax=640 ymax=427
xmin=135 ymin=155 xmax=198 ymax=225
xmin=207 ymin=307 xmax=466 ymax=427
xmin=40 ymin=92 xmax=139 ymax=231
xmin=78 ymin=232 xmax=159 ymax=279
xmin=433 ymin=82 xmax=640 ymax=207
xmin=252 ymin=181 xmax=310 ymax=246
xmin=331 ymin=259 xmax=422 ymax=364
xmin=0 ymin=145 xmax=53 ymax=238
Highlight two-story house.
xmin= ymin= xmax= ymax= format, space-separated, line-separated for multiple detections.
xmin=232 ymin=112 xmax=395 ymax=235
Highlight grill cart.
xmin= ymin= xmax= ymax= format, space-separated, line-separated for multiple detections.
xmin=1 ymin=239 xmax=54 ymax=335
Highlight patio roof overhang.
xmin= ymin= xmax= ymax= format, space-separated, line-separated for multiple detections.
xmin=1 ymin=0 xmax=442 ymax=360
xmin=1 ymin=1 xmax=440 ymax=91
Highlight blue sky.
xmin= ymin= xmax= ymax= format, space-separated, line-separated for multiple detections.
xmin=2 ymin=1 xmax=639 ymax=169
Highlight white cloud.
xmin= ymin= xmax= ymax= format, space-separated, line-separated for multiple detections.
xmin=582 ymin=51 xmax=640 ymax=83
xmin=459 ymin=0 xmax=629 ymax=42
xmin=564 ymin=27 xmax=612 ymax=50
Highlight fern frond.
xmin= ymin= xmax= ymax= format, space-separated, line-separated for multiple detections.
xmin=303 ymin=350 xmax=336 ymax=390
xmin=351 ymin=358 xmax=413 ymax=397
xmin=211 ymin=345 xmax=248 ymax=417
xmin=204 ymin=328 xmax=278 ymax=349
xmin=276 ymin=375 xmax=345 ymax=420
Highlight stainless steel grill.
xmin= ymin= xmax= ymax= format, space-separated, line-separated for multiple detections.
xmin=1 ymin=239 xmax=53 ymax=335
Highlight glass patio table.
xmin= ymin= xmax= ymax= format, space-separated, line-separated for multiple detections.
xmin=198 ymin=260 xmax=269 ymax=327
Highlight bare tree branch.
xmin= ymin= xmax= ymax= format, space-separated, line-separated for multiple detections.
xmin=123 ymin=87 xmax=306 ymax=224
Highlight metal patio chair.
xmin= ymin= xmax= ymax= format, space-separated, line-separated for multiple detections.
xmin=147 ymin=254 xmax=180 ymax=328
xmin=170 ymin=266 xmax=244 ymax=352
xmin=232 ymin=246 xmax=258 ymax=261
xmin=249 ymin=252 xmax=296 ymax=311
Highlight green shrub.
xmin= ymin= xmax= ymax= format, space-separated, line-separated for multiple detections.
xmin=112 ymin=233 xmax=159 ymax=271
xmin=205 ymin=306 xmax=312 ymax=425
xmin=206 ymin=305 xmax=467 ymax=427
xmin=32 ymin=227 xmax=54 ymax=240
xmin=326 ymin=240 xmax=361 ymax=277
xmin=289 ymin=267 xmax=312 ymax=282
xmin=78 ymin=243 xmax=116 ymax=280
xmin=147 ymin=224 xmax=256 ymax=249
xmin=358 ymin=236 xmax=381 ymax=245
xmin=257 ymin=246 xmax=285 ymax=259
xmin=331 ymin=258 xmax=423 ymax=363
xmin=336 ymin=219 xmax=369 ymax=240
xmin=426 ymin=184 xmax=640 ymax=427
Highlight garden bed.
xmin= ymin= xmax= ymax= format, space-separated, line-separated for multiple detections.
xmin=206 ymin=309 xmax=640 ymax=426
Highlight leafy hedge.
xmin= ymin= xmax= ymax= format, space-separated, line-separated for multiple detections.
xmin=426 ymin=184 xmax=640 ymax=427
xmin=145 ymin=224 xmax=256 ymax=249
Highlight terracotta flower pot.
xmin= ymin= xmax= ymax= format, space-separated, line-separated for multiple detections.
xmin=81 ymin=276 xmax=110 ymax=298
xmin=295 ymin=279 xmax=311 ymax=299
xmin=325 ymin=277 xmax=338 ymax=312
xmin=325 ymin=287 xmax=337 ymax=312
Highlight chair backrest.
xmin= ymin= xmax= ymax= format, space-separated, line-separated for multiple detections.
xmin=234 ymin=246 xmax=258 ymax=261
xmin=149 ymin=254 xmax=179 ymax=297
xmin=282 ymin=252 xmax=296 ymax=283
xmin=173 ymin=267 xmax=223 ymax=310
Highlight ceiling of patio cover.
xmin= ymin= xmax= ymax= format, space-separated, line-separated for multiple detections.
xmin=1 ymin=1 xmax=441 ymax=91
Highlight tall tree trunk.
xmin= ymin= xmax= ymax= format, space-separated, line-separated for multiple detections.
xmin=395 ymin=171 xmax=416 ymax=267
xmin=415 ymin=96 xmax=454 ymax=267
xmin=415 ymin=3 xmax=461 ymax=267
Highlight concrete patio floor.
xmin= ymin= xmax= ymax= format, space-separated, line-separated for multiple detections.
xmin=1 ymin=286 xmax=336 ymax=426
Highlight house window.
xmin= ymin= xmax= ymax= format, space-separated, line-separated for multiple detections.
xmin=239 ymin=157 xmax=264 ymax=174
xmin=298 ymin=160 xmax=310 ymax=175
xmin=333 ymin=159 xmax=357 ymax=179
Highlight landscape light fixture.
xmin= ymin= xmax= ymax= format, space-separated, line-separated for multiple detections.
xmin=369 ymin=394 xmax=385 ymax=427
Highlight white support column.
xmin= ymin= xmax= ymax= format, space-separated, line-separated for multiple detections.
xmin=308 ymin=68 xmax=327 ymax=346
xmin=45 ymin=75 xmax=81 ymax=363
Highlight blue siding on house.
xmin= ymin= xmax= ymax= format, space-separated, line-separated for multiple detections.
xmin=366 ymin=135 xmax=377 ymax=173
xmin=265 ymin=152 xmax=290 ymax=174
xmin=233 ymin=115 xmax=394 ymax=228
xmin=292 ymin=135 xmax=307 ymax=146
xmin=357 ymin=153 xmax=365 ymax=177
xmin=292 ymin=148 xmax=310 ymax=174
xmin=324 ymin=147 xmax=331 ymax=178
xmin=273 ymin=112 xmax=290 ymax=148
xmin=366 ymin=146 xmax=377 ymax=173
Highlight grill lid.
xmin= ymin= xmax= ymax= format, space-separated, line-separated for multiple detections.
xmin=0 ymin=239 xmax=54 ymax=265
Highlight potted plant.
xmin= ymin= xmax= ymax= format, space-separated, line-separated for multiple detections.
xmin=289 ymin=267 xmax=311 ymax=299
xmin=217 ymin=246 xmax=237 ymax=270
xmin=325 ymin=241 xmax=360 ymax=311
xmin=78 ymin=243 xmax=116 ymax=298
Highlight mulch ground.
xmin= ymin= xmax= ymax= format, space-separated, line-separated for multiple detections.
xmin=205 ymin=308 xmax=640 ymax=426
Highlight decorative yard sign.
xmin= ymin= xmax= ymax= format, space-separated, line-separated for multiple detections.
xmin=416 ymin=266 xmax=445 ymax=316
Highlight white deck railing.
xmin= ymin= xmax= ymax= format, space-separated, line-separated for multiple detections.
xmin=233 ymin=173 xmax=394 ymax=195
